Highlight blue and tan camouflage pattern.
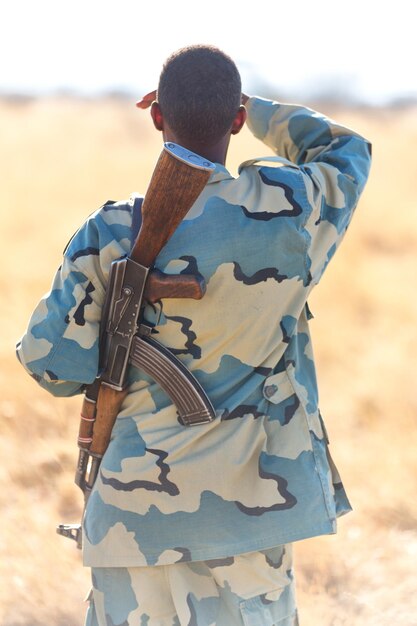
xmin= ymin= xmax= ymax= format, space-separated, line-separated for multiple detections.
xmin=17 ymin=97 xmax=371 ymax=568
xmin=86 ymin=544 xmax=298 ymax=626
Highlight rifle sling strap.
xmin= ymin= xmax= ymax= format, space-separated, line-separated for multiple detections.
xmin=130 ymin=196 xmax=143 ymax=247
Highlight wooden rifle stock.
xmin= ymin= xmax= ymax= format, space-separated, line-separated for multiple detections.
xmin=131 ymin=144 xmax=214 ymax=267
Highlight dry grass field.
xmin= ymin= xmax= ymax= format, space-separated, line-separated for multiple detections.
xmin=0 ymin=97 xmax=416 ymax=626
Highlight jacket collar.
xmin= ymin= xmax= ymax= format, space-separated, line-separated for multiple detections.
xmin=207 ymin=162 xmax=235 ymax=184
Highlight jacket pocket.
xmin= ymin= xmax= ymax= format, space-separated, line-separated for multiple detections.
xmin=262 ymin=370 xmax=294 ymax=405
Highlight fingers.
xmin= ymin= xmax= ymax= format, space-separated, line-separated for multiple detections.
xmin=136 ymin=89 xmax=157 ymax=109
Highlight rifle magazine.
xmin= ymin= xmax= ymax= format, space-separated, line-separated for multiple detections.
xmin=129 ymin=335 xmax=215 ymax=426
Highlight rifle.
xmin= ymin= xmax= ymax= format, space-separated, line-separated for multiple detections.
xmin=57 ymin=142 xmax=216 ymax=548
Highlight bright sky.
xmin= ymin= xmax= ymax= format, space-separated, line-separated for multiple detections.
xmin=1 ymin=0 xmax=415 ymax=104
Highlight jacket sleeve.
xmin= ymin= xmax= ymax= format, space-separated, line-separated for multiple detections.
xmin=245 ymin=96 xmax=372 ymax=284
xmin=16 ymin=235 xmax=105 ymax=397
xmin=16 ymin=200 xmax=136 ymax=397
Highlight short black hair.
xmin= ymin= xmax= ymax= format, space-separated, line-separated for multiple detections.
xmin=157 ymin=45 xmax=242 ymax=146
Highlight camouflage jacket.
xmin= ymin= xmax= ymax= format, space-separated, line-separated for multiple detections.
xmin=17 ymin=97 xmax=371 ymax=567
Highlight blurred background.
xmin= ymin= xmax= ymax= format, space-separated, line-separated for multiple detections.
xmin=1 ymin=1 xmax=416 ymax=624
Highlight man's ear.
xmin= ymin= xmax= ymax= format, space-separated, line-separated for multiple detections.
xmin=231 ymin=105 xmax=247 ymax=135
xmin=150 ymin=101 xmax=164 ymax=131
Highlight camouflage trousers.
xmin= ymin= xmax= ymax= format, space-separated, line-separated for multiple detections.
xmin=84 ymin=544 xmax=298 ymax=626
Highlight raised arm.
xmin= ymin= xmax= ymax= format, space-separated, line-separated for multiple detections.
xmin=245 ymin=95 xmax=372 ymax=283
